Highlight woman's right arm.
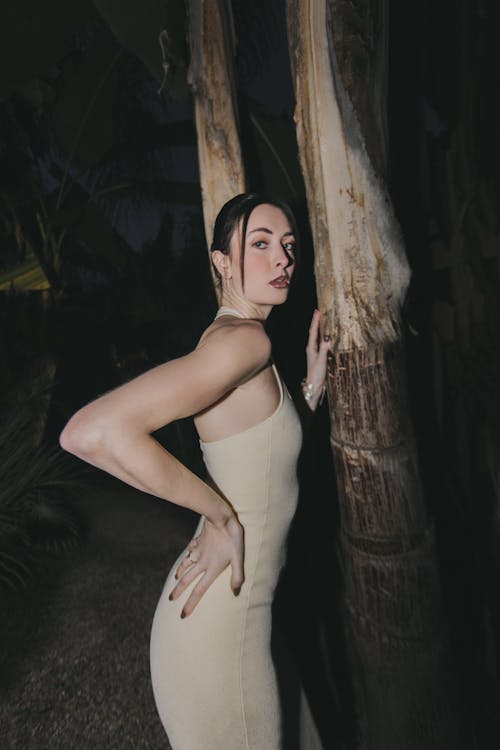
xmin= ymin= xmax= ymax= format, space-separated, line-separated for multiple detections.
xmin=59 ymin=320 xmax=271 ymax=615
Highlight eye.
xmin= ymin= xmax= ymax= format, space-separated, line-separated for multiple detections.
xmin=253 ymin=240 xmax=268 ymax=249
xmin=282 ymin=241 xmax=295 ymax=254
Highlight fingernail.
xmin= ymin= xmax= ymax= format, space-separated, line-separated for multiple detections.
xmin=234 ymin=587 xmax=241 ymax=596
xmin=180 ymin=610 xmax=186 ymax=619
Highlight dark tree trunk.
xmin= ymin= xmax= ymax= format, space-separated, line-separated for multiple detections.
xmin=286 ymin=1 xmax=469 ymax=746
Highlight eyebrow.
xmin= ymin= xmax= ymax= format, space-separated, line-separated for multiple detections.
xmin=247 ymin=227 xmax=295 ymax=238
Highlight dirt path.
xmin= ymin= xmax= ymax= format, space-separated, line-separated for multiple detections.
xmin=0 ymin=475 xmax=197 ymax=750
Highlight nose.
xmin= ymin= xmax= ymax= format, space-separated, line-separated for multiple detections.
xmin=275 ymin=243 xmax=294 ymax=269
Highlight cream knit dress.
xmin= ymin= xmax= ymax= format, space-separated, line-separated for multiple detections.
xmin=150 ymin=360 xmax=303 ymax=750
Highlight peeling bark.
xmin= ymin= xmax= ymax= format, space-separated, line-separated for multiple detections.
xmin=187 ymin=0 xmax=246 ymax=294
xmin=329 ymin=0 xmax=389 ymax=176
xmin=287 ymin=0 xmax=409 ymax=351
xmin=287 ymin=0 xmax=466 ymax=747
xmin=186 ymin=2 xmax=323 ymax=745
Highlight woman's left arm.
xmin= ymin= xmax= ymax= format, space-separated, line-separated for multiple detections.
xmin=302 ymin=309 xmax=330 ymax=412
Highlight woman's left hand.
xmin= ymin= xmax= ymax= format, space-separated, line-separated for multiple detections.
xmin=169 ymin=511 xmax=244 ymax=618
xmin=304 ymin=309 xmax=330 ymax=411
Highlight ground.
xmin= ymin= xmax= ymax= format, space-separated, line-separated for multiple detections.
xmin=0 ymin=475 xmax=197 ymax=750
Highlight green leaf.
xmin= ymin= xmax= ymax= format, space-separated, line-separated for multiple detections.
xmin=0 ymin=253 xmax=50 ymax=292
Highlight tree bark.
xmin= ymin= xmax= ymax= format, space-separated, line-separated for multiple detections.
xmin=186 ymin=2 xmax=323 ymax=746
xmin=286 ymin=1 xmax=467 ymax=747
xmin=186 ymin=0 xmax=246 ymax=295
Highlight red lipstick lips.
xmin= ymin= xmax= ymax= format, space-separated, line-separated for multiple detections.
xmin=269 ymin=275 xmax=289 ymax=288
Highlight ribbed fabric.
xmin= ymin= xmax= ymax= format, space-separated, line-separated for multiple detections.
xmin=150 ymin=364 xmax=302 ymax=749
xmin=213 ymin=305 xmax=246 ymax=319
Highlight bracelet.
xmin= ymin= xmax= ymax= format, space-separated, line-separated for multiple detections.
xmin=301 ymin=379 xmax=326 ymax=405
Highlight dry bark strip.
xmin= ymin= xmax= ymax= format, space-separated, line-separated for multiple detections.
xmin=187 ymin=0 xmax=246 ymax=295
xmin=286 ymin=0 xmax=467 ymax=747
xmin=187 ymin=2 xmax=324 ymax=746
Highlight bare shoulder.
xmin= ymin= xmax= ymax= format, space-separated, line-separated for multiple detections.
xmin=197 ymin=317 xmax=271 ymax=367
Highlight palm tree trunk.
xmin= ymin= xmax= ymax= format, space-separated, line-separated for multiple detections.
xmin=186 ymin=2 xmax=323 ymax=746
xmin=186 ymin=0 xmax=246 ymax=295
xmin=286 ymin=1 xmax=467 ymax=747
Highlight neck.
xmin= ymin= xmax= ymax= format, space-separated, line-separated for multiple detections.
xmin=219 ymin=292 xmax=272 ymax=321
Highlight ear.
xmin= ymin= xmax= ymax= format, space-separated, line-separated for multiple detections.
xmin=212 ymin=250 xmax=231 ymax=279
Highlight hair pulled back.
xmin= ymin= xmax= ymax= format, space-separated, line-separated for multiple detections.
xmin=210 ymin=193 xmax=299 ymax=288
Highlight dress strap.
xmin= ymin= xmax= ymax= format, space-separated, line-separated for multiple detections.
xmin=214 ymin=306 xmax=247 ymax=320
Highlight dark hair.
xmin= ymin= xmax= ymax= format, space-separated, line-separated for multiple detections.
xmin=210 ymin=193 xmax=299 ymax=289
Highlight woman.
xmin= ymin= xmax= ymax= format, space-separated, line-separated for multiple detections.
xmin=60 ymin=193 xmax=329 ymax=749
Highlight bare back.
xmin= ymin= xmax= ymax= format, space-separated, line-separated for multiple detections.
xmin=194 ymin=315 xmax=281 ymax=444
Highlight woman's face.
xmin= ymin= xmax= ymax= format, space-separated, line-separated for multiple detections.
xmin=227 ymin=203 xmax=296 ymax=306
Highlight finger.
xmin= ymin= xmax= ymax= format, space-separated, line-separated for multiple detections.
xmin=307 ymin=309 xmax=320 ymax=351
xmin=187 ymin=536 xmax=200 ymax=551
xmin=230 ymin=558 xmax=245 ymax=593
xmin=308 ymin=309 xmax=320 ymax=337
xmin=181 ymin=572 xmax=213 ymax=618
xmin=175 ymin=554 xmax=195 ymax=580
xmin=169 ymin=564 xmax=204 ymax=601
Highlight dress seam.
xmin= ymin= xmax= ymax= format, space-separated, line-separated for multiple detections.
xmin=238 ymin=422 xmax=273 ymax=750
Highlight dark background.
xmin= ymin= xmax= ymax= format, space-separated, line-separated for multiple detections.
xmin=0 ymin=1 xmax=499 ymax=748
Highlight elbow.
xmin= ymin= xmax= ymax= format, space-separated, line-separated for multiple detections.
xmin=59 ymin=410 xmax=105 ymax=460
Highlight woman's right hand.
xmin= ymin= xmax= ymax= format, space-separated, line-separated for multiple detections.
xmin=169 ymin=512 xmax=245 ymax=618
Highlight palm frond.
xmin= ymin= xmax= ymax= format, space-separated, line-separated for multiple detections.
xmin=0 ymin=546 xmax=33 ymax=589
xmin=0 ymin=394 xmax=89 ymax=589
xmin=24 ymin=491 xmax=85 ymax=552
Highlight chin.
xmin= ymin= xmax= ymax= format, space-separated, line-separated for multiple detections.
xmin=264 ymin=291 xmax=290 ymax=307
xmin=245 ymin=285 xmax=291 ymax=307
xmin=273 ymin=292 xmax=289 ymax=305
xmin=271 ymin=286 xmax=291 ymax=300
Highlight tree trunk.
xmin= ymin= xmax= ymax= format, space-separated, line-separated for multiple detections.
xmin=186 ymin=2 xmax=323 ymax=747
xmin=186 ymin=0 xmax=246 ymax=295
xmin=286 ymin=1 xmax=467 ymax=747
